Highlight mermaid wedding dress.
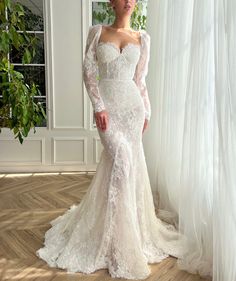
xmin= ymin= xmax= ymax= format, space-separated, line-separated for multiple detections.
xmin=36 ymin=24 xmax=186 ymax=280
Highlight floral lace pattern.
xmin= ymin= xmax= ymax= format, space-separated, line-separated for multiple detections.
xmin=83 ymin=24 xmax=151 ymax=119
xmin=36 ymin=24 xmax=187 ymax=280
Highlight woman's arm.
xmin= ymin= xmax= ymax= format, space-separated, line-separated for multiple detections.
xmin=82 ymin=25 xmax=106 ymax=113
xmin=133 ymin=31 xmax=151 ymax=121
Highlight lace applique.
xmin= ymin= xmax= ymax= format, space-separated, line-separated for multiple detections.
xmin=36 ymin=24 xmax=186 ymax=281
xmin=83 ymin=24 xmax=151 ymax=120
xmin=133 ymin=31 xmax=152 ymax=120
xmin=83 ymin=25 xmax=105 ymax=112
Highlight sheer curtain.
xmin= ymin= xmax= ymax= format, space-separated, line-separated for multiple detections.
xmin=214 ymin=1 xmax=236 ymax=281
xmin=144 ymin=1 xmax=236 ymax=280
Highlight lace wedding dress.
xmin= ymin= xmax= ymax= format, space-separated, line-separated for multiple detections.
xmin=36 ymin=24 xmax=186 ymax=280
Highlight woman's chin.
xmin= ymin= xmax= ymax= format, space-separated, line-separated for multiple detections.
xmin=123 ymin=7 xmax=133 ymax=14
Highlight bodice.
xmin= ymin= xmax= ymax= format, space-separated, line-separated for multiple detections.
xmin=96 ymin=41 xmax=141 ymax=81
xmin=82 ymin=24 xmax=151 ymax=120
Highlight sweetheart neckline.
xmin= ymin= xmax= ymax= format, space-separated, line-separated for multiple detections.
xmin=97 ymin=41 xmax=141 ymax=55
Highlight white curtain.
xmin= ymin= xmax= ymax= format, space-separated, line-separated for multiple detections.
xmin=144 ymin=1 xmax=236 ymax=281
xmin=214 ymin=1 xmax=236 ymax=281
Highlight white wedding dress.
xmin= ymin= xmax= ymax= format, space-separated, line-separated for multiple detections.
xmin=36 ymin=24 xmax=186 ymax=280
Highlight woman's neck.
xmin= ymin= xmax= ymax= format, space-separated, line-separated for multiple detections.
xmin=111 ymin=16 xmax=131 ymax=29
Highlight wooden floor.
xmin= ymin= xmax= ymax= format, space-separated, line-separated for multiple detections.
xmin=0 ymin=172 xmax=211 ymax=281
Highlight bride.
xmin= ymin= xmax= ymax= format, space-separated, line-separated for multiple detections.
xmin=36 ymin=0 xmax=186 ymax=279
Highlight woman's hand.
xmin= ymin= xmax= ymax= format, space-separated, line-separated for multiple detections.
xmin=95 ymin=110 xmax=108 ymax=131
xmin=142 ymin=119 xmax=149 ymax=134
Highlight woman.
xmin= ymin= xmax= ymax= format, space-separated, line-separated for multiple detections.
xmin=36 ymin=0 xmax=186 ymax=279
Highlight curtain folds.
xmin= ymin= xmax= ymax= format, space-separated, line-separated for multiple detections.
xmin=213 ymin=1 xmax=236 ymax=281
xmin=145 ymin=1 xmax=236 ymax=280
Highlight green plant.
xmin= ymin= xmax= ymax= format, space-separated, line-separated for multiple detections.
xmin=0 ymin=0 xmax=47 ymax=144
xmin=93 ymin=1 xmax=147 ymax=30
xmin=130 ymin=1 xmax=147 ymax=30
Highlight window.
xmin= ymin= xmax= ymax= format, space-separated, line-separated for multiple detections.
xmin=92 ymin=0 xmax=148 ymax=29
xmin=0 ymin=0 xmax=47 ymax=127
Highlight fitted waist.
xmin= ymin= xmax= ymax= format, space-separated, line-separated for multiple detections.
xmin=99 ymin=78 xmax=134 ymax=82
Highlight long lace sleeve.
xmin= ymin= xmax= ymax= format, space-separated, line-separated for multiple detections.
xmin=83 ymin=25 xmax=105 ymax=113
xmin=133 ymin=31 xmax=151 ymax=120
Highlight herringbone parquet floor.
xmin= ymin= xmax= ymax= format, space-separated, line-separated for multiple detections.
xmin=0 ymin=172 xmax=211 ymax=281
